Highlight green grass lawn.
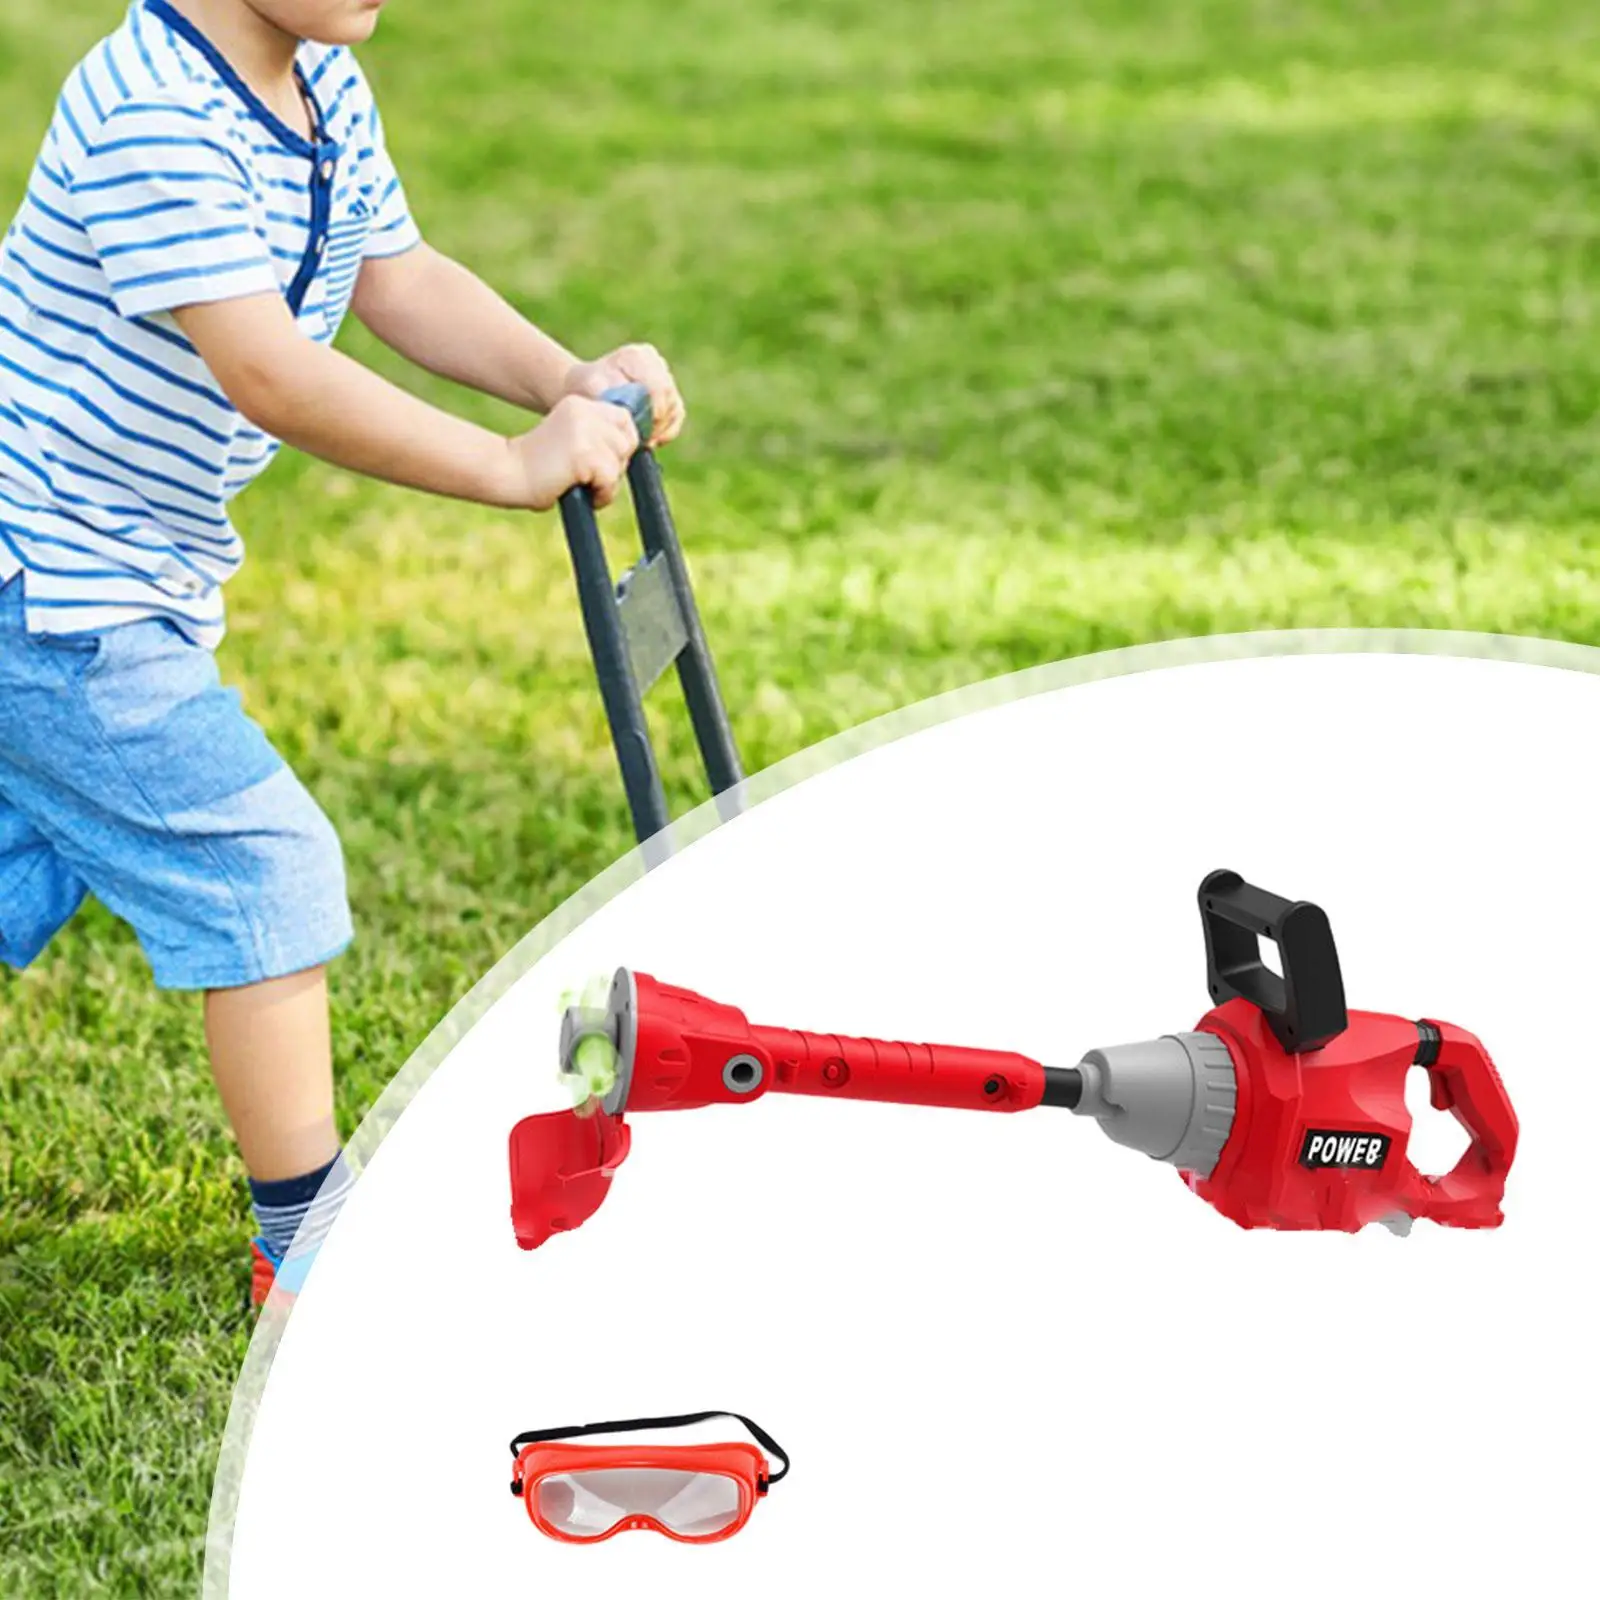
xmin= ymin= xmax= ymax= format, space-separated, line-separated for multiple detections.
xmin=3 ymin=0 xmax=1599 ymax=1588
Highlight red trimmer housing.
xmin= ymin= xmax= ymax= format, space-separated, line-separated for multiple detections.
xmin=512 ymin=872 xmax=1518 ymax=1243
xmin=1187 ymin=1001 xmax=1515 ymax=1231
xmin=1179 ymin=872 xmax=1516 ymax=1230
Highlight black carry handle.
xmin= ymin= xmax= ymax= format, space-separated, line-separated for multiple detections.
xmin=1199 ymin=870 xmax=1348 ymax=1053
xmin=557 ymin=384 xmax=744 ymax=849
xmin=509 ymin=1410 xmax=789 ymax=1492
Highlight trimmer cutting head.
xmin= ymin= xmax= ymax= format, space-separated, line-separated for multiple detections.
xmin=559 ymin=968 xmax=638 ymax=1116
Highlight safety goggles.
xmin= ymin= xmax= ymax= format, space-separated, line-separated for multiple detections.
xmin=509 ymin=1411 xmax=789 ymax=1544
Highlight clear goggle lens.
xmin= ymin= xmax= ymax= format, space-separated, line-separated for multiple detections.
xmin=536 ymin=1468 xmax=744 ymax=1539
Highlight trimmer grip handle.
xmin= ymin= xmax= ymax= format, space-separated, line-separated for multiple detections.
xmin=1409 ymin=1022 xmax=1519 ymax=1227
xmin=1199 ymin=869 xmax=1348 ymax=1054
xmin=753 ymin=1026 xmax=1046 ymax=1113
xmin=615 ymin=972 xmax=1047 ymax=1114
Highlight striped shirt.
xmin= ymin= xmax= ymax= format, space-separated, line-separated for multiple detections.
xmin=0 ymin=0 xmax=420 ymax=646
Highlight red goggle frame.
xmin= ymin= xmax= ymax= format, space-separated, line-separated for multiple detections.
xmin=509 ymin=1411 xmax=788 ymax=1545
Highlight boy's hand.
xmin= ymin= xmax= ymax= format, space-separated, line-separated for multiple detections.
xmin=507 ymin=394 xmax=641 ymax=511
xmin=563 ymin=344 xmax=686 ymax=448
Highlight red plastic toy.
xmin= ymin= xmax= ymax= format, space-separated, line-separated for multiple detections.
xmin=508 ymin=1100 xmax=630 ymax=1251
xmin=510 ymin=872 xmax=1518 ymax=1244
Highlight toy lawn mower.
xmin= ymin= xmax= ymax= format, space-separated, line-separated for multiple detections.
xmin=509 ymin=871 xmax=1519 ymax=1245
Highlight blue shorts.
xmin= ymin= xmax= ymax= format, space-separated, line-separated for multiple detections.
xmin=0 ymin=576 xmax=353 ymax=990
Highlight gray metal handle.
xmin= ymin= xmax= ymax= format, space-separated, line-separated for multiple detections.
xmin=556 ymin=378 xmax=742 ymax=853
xmin=597 ymin=382 xmax=654 ymax=450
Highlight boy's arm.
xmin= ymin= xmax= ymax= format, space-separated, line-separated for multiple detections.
xmin=173 ymin=293 xmax=640 ymax=511
xmin=350 ymin=244 xmax=686 ymax=446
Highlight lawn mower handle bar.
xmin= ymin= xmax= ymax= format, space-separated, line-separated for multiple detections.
xmin=553 ymin=383 xmax=654 ymax=522
xmin=555 ymin=385 xmax=744 ymax=846
xmin=596 ymin=381 xmax=655 ymax=448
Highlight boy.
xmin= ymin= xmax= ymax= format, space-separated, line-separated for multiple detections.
xmin=0 ymin=0 xmax=685 ymax=1301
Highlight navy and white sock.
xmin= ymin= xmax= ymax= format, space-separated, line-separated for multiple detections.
xmin=249 ymin=1151 xmax=355 ymax=1262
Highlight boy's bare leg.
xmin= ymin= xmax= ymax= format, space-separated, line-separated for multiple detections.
xmin=205 ymin=967 xmax=340 ymax=1182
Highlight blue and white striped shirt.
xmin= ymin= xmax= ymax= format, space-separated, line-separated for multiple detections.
xmin=0 ymin=0 xmax=420 ymax=646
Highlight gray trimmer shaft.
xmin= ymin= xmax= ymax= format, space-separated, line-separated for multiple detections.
xmin=1068 ymin=1033 xmax=1238 ymax=1178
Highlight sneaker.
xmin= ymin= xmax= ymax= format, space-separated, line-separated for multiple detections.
xmin=249 ymin=1236 xmax=319 ymax=1306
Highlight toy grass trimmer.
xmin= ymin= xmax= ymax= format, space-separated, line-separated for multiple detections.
xmin=561 ymin=384 xmax=743 ymax=849
xmin=510 ymin=871 xmax=1519 ymax=1243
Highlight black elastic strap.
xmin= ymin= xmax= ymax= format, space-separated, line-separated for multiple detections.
xmin=509 ymin=1410 xmax=789 ymax=1486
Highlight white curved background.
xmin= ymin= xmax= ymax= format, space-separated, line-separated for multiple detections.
xmin=221 ymin=644 xmax=1598 ymax=1599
